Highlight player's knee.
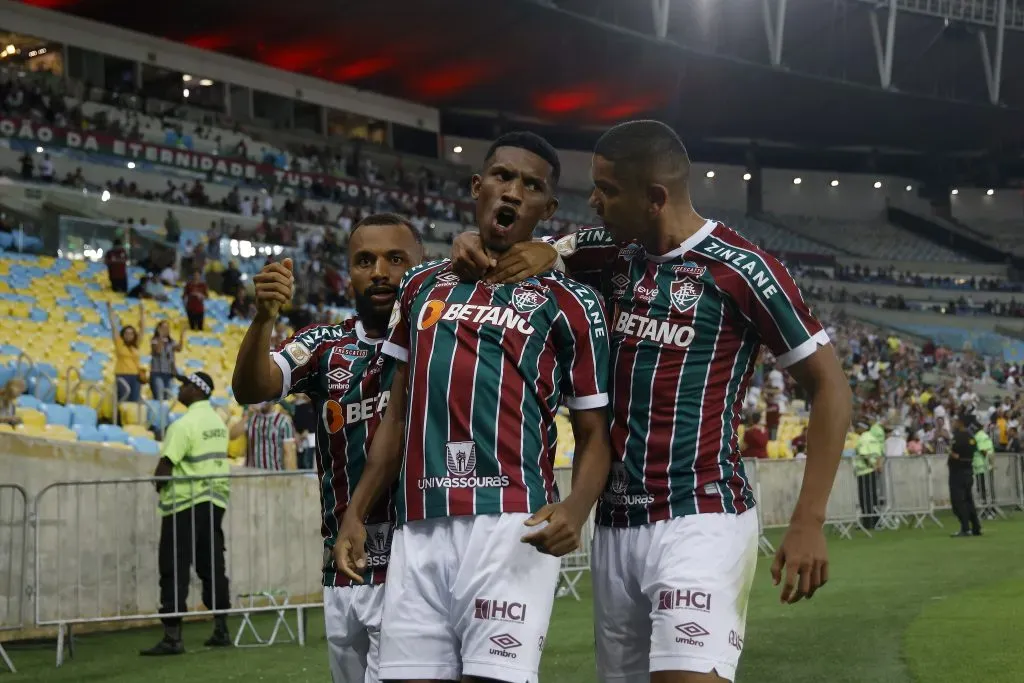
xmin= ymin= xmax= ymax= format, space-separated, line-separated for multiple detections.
xmin=652 ymin=669 xmax=731 ymax=683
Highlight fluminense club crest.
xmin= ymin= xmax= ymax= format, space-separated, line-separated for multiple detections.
xmin=670 ymin=277 xmax=703 ymax=313
xmin=610 ymin=462 xmax=629 ymax=494
xmin=511 ymin=286 xmax=546 ymax=314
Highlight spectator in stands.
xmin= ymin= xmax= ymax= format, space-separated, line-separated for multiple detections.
xmin=164 ymin=210 xmax=181 ymax=246
xmin=884 ymin=426 xmax=907 ymax=458
xmin=0 ymin=378 xmax=25 ymax=426
xmin=231 ymin=402 xmax=297 ymax=470
xmin=150 ymin=320 xmax=184 ymax=400
xmin=39 ymin=153 xmax=54 ymax=183
xmin=182 ymin=271 xmax=208 ymax=331
xmin=221 ymin=260 xmax=241 ymax=296
xmin=105 ymin=238 xmax=129 ymax=293
xmin=229 ymin=286 xmax=254 ymax=320
xmin=741 ymin=412 xmax=768 ymax=459
xmin=18 ymin=151 xmax=32 ymax=180
xmin=764 ymin=388 xmax=781 ymax=440
xmin=107 ymin=301 xmax=145 ymax=404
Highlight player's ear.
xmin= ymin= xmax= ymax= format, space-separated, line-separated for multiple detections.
xmin=470 ymin=174 xmax=483 ymax=200
xmin=542 ymin=196 xmax=559 ymax=221
xmin=647 ymin=184 xmax=669 ymax=217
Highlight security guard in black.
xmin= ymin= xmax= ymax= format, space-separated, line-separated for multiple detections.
xmin=949 ymin=416 xmax=982 ymax=537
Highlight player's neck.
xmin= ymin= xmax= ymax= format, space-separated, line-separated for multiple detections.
xmin=642 ymin=205 xmax=706 ymax=256
xmin=358 ymin=315 xmax=388 ymax=341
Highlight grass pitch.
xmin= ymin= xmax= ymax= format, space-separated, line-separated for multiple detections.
xmin=9 ymin=513 xmax=1024 ymax=683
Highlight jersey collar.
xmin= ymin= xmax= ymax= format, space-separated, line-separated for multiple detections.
xmin=646 ymin=219 xmax=718 ymax=263
xmin=355 ymin=320 xmax=384 ymax=346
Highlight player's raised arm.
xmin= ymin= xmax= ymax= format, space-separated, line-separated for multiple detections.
xmin=335 ymin=361 xmax=409 ymax=582
xmin=231 ymin=259 xmax=292 ymax=404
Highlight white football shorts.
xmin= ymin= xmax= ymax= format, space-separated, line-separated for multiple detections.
xmin=324 ymin=584 xmax=385 ymax=683
xmin=378 ymin=513 xmax=561 ymax=682
xmin=592 ymin=510 xmax=759 ymax=682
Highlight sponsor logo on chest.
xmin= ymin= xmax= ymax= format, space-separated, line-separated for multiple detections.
xmin=613 ymin=311 xmax=695 ymax=349
xmin=417 ymin=300 xmax=537 ymax=335
xmin=322 ymin=391 xmax=390 ymax=434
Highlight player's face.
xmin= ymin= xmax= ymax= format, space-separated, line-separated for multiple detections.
xmin=472 ymin=146 xmax=558 ymax=253
xmin=590 ymin=154 xmax=649 ymax=243
xmin=347 ymin=223 xmax=423 ymax=322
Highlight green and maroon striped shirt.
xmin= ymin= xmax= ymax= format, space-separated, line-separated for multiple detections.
xmin=383 ymin=260 xmax=610 ymax=524
xmin=554 ymin=220 xmax=829 ymax=526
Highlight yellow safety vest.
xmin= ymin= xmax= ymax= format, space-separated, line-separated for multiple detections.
xmin=158 ymin=400 xmax=230 ymax=516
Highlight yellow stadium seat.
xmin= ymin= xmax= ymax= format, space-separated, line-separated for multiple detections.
xmin=119 ymin=402 xmax=146 ymax=426
xmin=767 ymin=440 xmax=794 ymax=459
xmin=0 ymin=423 xmax=12 ymax=432
xmin=15 ymin=408 xmax=46 ymax=429
xmin=123 ymin=424 xmax=153 ymax=439
xmin=15 ymin=424 xmax=47 ymax=438
xmin=103 ymin=442 xmax=133 ymax=450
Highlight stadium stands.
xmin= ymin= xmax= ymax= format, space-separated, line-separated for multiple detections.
xmin=773 ymin=214 xmax=973 ymax=262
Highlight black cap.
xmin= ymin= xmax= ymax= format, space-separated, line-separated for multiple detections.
xmin=176 ymin=371 xmax=214 ymax=399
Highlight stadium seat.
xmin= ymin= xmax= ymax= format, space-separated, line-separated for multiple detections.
xmin=97 ymin=424 xmax=130 ymax=443
xmin=15 ymin=408 xmax=45 ymax=429
xmin=130 ymin=437 xmax=161 ymax=455
xmin=123 ymin=424 xmax=154 ymax=439
xmin=15 ymin=394 xmax=42 ymax=410
xmin=40 ymin=403 xmax=72 ymax=429
xmin=73 ymin=425 xmax=103 ymax=443
xmin=118 ymin=402 xmax=146 ymax=426
xmin=68 ymin=405 xmax=98 ymax=429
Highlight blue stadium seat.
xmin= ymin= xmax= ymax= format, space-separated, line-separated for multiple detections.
xmin=69 ymin=405 xmax=98 ymax=429
xmin=40 ymin=403 xmax=72 ymax=428
xmin=15 ymin=394 xmax=41 ymax=410
xmin=130 ymin=437 xmax=161 ymax=455
xmin=97 ymin=424 xmax=130 ymax=443
xmin=73 ymin=425 xmax=102 ymax=442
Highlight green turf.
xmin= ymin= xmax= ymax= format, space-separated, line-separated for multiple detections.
xmin=7 ymin=513 xmax=1024 ymax=682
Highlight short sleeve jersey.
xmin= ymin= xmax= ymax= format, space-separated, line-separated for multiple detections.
xmin=272 ymin=317 xmax=395 ymax=587
xmin=382 ymin=259 xmax=610 ymax=524
xmin=554 ymin=221 xmax=829 ymax=526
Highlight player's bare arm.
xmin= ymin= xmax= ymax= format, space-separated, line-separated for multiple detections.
xmin=335 ymin=362 xmax=409 ymax=582
xmin=230 ymin=258 xmax=293 ymax=404
xmin=771 ymin=343 xmax=852 ymax=604
xmin=522 ymin=407 xmax=611 ymax=557
xmin=451 ymin=231 xmax=558 ymax=284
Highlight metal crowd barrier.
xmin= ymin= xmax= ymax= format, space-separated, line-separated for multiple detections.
xmin=33 ymin=471 xmax=323 ymax=666
xmin=0 ymin=484 xmax=29 ymax=674
xmin=553 ymin=468 xmax=593 ymax=601
xmin=877 ymin=456 xmax=942 ymax=529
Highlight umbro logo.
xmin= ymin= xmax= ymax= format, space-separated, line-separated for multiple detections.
xmin=327 ymin=365 xmax=352 ymax=392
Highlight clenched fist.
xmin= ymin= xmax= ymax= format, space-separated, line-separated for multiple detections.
xmin=253 ymin=258 xmax=294 ymax=320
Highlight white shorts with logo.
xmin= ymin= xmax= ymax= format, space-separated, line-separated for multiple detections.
xmin=379 ymin=513 xmax=561 ymax=683
xmin=324 ymin=585 xmax=385 ymax=683
xmin=592 ymin=510 xmax=759 ymax=683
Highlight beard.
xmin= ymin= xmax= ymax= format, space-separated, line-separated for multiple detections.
xmin=353 ymin=285 xmax=395 ymax=330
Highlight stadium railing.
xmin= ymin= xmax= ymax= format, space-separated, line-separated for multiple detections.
xmin=19 ymin=456 xmax=1024 ymax=667
xmin=0 ymin=484 xmax=29 ymax=674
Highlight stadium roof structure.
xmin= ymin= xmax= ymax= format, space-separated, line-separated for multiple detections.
xmin=15 ymin=0 xmax=1024 ymax=158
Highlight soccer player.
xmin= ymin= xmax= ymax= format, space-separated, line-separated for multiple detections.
xmin=231 ymin=213 xmax=424 ymax=683
xmin=334 ymin=132 xmax=613 ymax=683
xmin=453 ymin=120 xmax=852 ymax=683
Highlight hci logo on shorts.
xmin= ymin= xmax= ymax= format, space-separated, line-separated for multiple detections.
xmin=475 ymin=598 xmax=527 ymax=623
xmin=658 ymin=589 xmax=712 ymax=613
xmin=446 ymin=441 xmax=477 ymax=477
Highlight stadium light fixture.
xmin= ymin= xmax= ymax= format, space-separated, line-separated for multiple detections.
xmin=35 ymin=146 xmax=42 ymax=153
xmin=199 ymin=79 xmax=213 ymax=87
xmin=453 ymin=145 xmax=463 ymax=154
xmin=906 ymin=185 xmax=912 ymax=191
xmin=830 ymin=179 xmax=839 ymax=187
xmin=6 ymin=45 xmax=14 ymax=54
xmin=951 ymin=189 xmax=959 ymax=195
xmin=183 ymin=88 xmax=190 ymax=98
xmin=793 ymin=177 xmax=802 ymax=185
xmin=101 ymin=190 xmax=111 ymax=202
xmin=987 ymin=189 xmax=995 ymax=196
xmin=127 ymin=162 xmax=136 ymax=169
xmin=873 ymin=181 xmax=882 ymax=189
xmin=706 ymin=171 xmax=715 ymax=179
xmin=182 ymin=74 xmax=192 ymax=82
xmin=743 ymin=172 xmax=751 ymax=181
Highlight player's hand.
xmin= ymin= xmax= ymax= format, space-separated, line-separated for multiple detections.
xmin=521 ymin=502 xmax=586 ymax=557
xmin=771 ymin=519 xmax=829 ymax=604
xmin=451 ymin=232 xmax=494 ymax=281
xmin=333 ymin=513 xmax=367 ymax=584
xmin=253 ymin=258 xmax=294 ymax=320
xmin=486 ymin=241 xmax=559 ymax=284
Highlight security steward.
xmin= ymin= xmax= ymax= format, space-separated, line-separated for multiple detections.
xmin=141 ymin=371 xmax=233 ymax=655
xmin=854 ymin=420 xmax=884 ymax=530
xmin=949 ymin=414 xmax=982 ymax=538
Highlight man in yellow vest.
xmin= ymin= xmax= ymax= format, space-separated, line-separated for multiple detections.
xmin=141 ymin=371 xmax=232 ymax=656
xmin=854 ymin=420 xmax=884 ymax=529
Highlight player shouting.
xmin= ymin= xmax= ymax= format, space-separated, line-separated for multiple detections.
xmin=335 ymin=132 xmax=613 ymax=683
xmin=232 ymin=213 xmax=423 ymax=682
xmin=453 ymin=120 xmax=853 ymax=683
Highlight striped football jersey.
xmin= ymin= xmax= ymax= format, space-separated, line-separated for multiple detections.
xmin=272 ymin=317 xmax=395 ymax=587
xmin=553 ymin=220 xmax=829 ymax=526
xmin=383 ymin=259 xmax=609 ymax=524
